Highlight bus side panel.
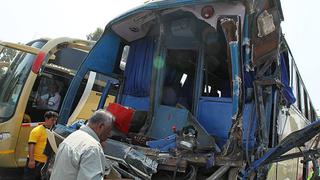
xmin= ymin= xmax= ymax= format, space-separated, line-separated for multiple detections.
xmin=0 ymin=121 xmax=21 ymax=167
xmin=267 ymin=106 xmax=309 ymax=179
xmin=15 ymin=126 xmax=33 ymax=167
xmin=0 ymin=73 xmax=37 ymax=167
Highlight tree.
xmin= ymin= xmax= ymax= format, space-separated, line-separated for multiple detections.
xmin=0 ymin=47 xmax=17 ymax=76
xmin=0 ymin=47 xmax=17 ymax=63
xmin=0 ymin=48 xmax=17 ymax=74
xmin=86 ymin=28 xmax=103 ymax=41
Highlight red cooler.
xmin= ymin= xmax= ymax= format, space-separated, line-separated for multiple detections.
xmin=107 ymin=103 xmax=135 ymax=134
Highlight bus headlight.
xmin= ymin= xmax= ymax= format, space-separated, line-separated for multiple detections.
xmin=0 ymin=132 xmax=11 ymax=141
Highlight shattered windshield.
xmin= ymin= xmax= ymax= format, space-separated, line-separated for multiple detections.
xmin=0 ymin=41 xmax=45 ymax=121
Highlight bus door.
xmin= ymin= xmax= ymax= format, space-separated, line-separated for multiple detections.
xmin=15 ymin=73 xmax=69 ymax=166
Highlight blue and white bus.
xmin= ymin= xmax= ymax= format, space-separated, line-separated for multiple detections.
xmin=53 ymin=0 xmax=318 ymax=179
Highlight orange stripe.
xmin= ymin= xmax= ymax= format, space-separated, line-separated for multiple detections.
xmin=0 ymin=150 xmax=14 ymax=154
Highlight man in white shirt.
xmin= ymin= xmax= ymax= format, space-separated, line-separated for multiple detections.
xmin=37 ymin=82 xmax=61 ymax=111
xmin=50 ymin=110 xmax=114 ymax=180
xmin=47 ymin=91 xmax=61 ymax=111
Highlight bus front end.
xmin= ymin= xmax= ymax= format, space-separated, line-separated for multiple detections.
xmin=54 ymin=0 xmax=318 ymax=179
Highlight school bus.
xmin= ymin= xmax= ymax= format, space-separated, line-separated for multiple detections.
xmin=0 ymin=37 xmax=114 ymax=168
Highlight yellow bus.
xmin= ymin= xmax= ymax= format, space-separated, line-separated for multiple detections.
xmin=0 ymin=37 xmax=104 ymax=168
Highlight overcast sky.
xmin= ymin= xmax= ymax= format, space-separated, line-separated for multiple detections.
xmin=0 ymin=0 xmax=319 ymax=115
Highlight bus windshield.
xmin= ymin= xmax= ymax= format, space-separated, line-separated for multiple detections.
xmin=0 ymin=41 xmax=45 ymax=120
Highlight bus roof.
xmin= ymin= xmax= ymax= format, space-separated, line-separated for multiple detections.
xmin=106 ymin=0 xmax=283 ymax=29
xmin=105 ymin=0 xmax=284 ymax=43
xmin=107 ymin=0 xmax=221 ymax=28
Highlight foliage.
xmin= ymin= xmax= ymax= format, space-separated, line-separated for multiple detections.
xmin=86 ymin=28 xmax=103 ymax=41
xmin=0 ymin=47 xmax=17 ymax=76
xmin=0 ymin=47 xmax=17 ymax=63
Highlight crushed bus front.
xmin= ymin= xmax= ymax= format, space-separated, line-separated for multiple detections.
xmin=54 ymin=0 xmax=318 ymax=179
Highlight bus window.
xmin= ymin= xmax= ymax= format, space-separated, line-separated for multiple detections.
xmin=0 ymin=41 xmax=45 ymax=121
xmin=303 ymin=90 xmax=309 ymax=119
xmin=0 ymin=47 xmax=17 ymax=79
xmin=25 ymin=74 xmax=66 ymax=122
xmin=202 ymin=26 xmax=229 ymax=98
xmin=296 ymin=73 xmax=302 ymax=111
xmin=291 ymin=65 xmax=298 ymax=107
xmin=50 ymin=47 xmax=87 ymax=72
xmin=310 ymin=102 xmax=315 ymax=121
xmin=33 ymin=78 xmax=63 ymax=111
xmin=299 ymin=82 xmax=305 ymax=116
xmin=161 ymin=49 xmax=197 ymax=110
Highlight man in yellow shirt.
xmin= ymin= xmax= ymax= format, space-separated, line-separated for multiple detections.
xmin=23 ymin=111 xmax=58 ymax=180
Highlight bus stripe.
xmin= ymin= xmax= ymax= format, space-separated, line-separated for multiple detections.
xmin=21 ymin=122 xmax=44 ymax=127
xmin=0 ymin=150 xmax=14 ymax=154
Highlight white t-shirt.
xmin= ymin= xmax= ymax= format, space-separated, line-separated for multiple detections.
xmin=47 ymin=92 xmax=61 ymax=111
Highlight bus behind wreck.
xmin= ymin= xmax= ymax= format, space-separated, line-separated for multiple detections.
xmin=51 ymin=0 xmax=319 ymax=179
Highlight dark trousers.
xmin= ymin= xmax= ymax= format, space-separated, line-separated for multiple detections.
xmin=23 ymin=158 xmax=44 ymax=180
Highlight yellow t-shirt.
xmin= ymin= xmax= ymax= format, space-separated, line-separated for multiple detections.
xmin=28 ymin=125 xmax=47 ymax=163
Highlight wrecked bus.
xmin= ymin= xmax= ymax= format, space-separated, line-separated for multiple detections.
xmin=0 ymin=37 xmax=105 ymax=168
xmin=50 ymin=0 xmax=319 ymax=179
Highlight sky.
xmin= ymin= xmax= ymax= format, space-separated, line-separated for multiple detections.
xmin=0 ymin=0 xmax=319 ymax=115
xmin=281 ymin=0 xmax=320 ymax=115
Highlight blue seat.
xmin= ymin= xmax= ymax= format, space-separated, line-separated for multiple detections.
xmin=197 ymin=97 xmax=256 ymax=148
xmin=121 ymin=95 xmax=149 ymax=111
xmin=147 ymin=105 xmax=189 ymax=139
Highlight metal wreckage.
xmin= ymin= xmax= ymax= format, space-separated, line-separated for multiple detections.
xmin=44 ymin=0 xmax=320 ymax=179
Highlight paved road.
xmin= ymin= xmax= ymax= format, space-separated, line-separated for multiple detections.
xmin=0 ymin=168 xmax=24 ymax=180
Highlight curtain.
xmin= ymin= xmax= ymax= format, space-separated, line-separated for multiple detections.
xmin=280 ymin=53 xmax=296 ymax=106
xmin=124 ymin=37 xmax=155 ymax=97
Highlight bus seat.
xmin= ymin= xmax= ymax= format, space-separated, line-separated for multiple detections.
xmin=162 ymin=86 xmax=178 ymax=106
xmin=121 ymin=95 xmax=149 ymax=111
xmin=147 ymin=105 xmax=189 ymax=139
xmin=197 ymin=97 xmax=256 ymax=149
